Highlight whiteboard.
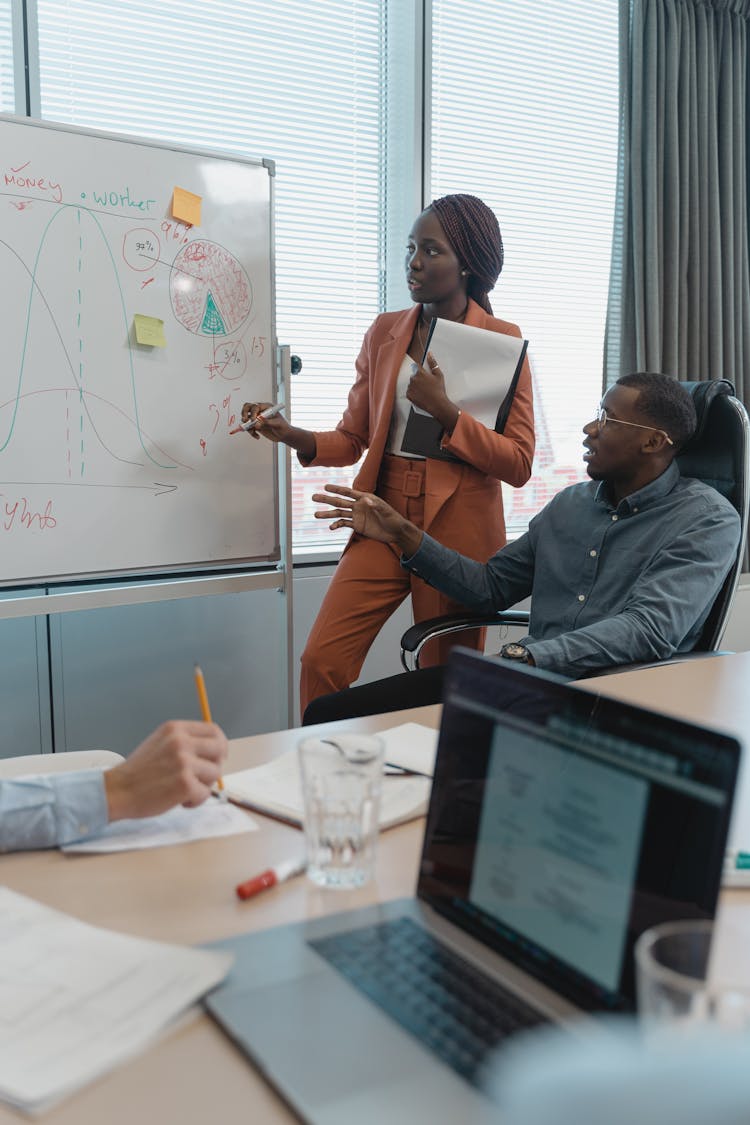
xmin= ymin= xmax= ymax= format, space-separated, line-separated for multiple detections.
xmin=0 ymin=115 xmax=278 ymax=586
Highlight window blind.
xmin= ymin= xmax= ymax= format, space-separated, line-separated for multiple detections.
xmin=0 ymin=2 xmax=14 ymax=112
xmin=35 ymin=0 xmax=385 ymax=550
xmin=429 ymin=1 xmax=619 ymax=534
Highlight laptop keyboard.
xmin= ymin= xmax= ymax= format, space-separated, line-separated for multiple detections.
xmin=309 ymin=915 xmax=547 ymax=1088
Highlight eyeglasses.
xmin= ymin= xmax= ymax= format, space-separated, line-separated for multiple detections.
xmin=594 ymin=407 xmax=673 ymax=446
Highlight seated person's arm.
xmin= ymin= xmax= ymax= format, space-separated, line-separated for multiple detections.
xmin=0 ymin=720 xmax=227 ymax=853
xmin=313 ymin=482 xmax=536 ymax=612
xmin=526 ymin=504 xmax=741 ymax=678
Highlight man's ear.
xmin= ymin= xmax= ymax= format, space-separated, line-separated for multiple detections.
xmin=642 ymin=431 xmax=671 ymax=456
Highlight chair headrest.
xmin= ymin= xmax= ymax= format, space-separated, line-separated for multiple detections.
xmin=680 ymin=379 xmax=735 ymax=445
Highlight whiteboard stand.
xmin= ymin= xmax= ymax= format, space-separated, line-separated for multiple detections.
xmin=276 ymin=344 xmax=295 ymax=730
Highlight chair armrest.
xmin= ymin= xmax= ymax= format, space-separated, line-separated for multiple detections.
xmin=400 ymin=610 xmax=531 ymax=671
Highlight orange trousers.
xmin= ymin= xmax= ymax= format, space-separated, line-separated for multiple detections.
xmin=300 ymin=456 xmax=485 ymax=713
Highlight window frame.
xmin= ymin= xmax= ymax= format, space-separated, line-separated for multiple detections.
xmin=7 ymin=0 xmax=617 ymax=563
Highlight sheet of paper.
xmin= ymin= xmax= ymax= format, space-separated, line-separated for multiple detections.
xmin=408 ymin=317 xmax=526 ymax=427
xmin=62 ymin=798 xmax=257 ymax=853
xmin=171 ymin=185 xmax=202 ymax=226
xmin=133 ymin=312 xmax=166 ymax=347
xmin=0 ymin=887 xmax=232 ymax=1113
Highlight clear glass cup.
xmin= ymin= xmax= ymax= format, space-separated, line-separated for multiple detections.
xmin=635 ymin=919 xmax=750 ymax=1031
xmin=298 ymin=732 xmax=384 ymax=889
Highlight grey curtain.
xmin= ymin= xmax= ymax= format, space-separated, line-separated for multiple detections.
xmin=605 ymin=0 xmax=750 ymax=399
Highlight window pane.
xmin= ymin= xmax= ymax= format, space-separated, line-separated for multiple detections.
xmin=0 ymin=1 xmax=15 ymax=112
xmin=36 ymin=0 xmax=385 ymax=551
xmin=429 ymin=1 xmax=619 ymax=532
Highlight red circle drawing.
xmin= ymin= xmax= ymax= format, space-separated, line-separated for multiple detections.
xmin=123 ymin=228 xmax=161 ymax=272
xmin=169 ymin=240 xmax=253 ymax=336
xmin=212 ymin=339 xmax=247 ymax=380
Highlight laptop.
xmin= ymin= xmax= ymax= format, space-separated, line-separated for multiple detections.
xmin=204 ymin=650 xmax=740 ymax=1124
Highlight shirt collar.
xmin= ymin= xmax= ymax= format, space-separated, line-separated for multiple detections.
xmin=595 ymin=460 xmax=681 ymax=514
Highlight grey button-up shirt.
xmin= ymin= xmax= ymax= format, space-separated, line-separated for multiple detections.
xmin=404 ymin=462 xmax=741 ymax=679
xmin=0 ymin=770 xmax=108 ymax=852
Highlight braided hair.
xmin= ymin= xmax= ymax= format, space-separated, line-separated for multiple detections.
xmin=427 ymin=194 xmax=504 ymax=314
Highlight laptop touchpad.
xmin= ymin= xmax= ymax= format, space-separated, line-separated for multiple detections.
xmin=210 ymin=971 xmax=444 ymax=1108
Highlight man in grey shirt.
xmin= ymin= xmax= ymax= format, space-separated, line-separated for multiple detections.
xmin=306 ymin=374 xmax=740 ymax=715
xmin=0 ymin=719 xmax=227 ymax=853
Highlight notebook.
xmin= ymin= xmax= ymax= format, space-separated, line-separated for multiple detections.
xmin=223 ymin=722 xmax=437 ymax=830
xmin=204 ymin=651 xmax=740 ymax=1125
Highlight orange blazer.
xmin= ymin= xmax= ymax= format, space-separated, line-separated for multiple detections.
xmin=308 ymin=300 xmax=535 ymax=560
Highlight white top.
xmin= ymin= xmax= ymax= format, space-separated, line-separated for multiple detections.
xmin=386 ymin=354 xmax=426 ymax=460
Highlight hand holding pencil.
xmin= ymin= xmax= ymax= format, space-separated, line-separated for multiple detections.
xmin=103 ymin=719 xmax=228 ymax=822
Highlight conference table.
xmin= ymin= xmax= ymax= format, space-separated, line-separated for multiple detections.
xmin=3 ymin=655 xmax=750 ymax=1124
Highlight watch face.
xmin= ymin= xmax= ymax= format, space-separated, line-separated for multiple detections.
xmin=502 ymin=643 xmax=528 ymax=660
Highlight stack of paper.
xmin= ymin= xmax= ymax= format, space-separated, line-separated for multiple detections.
xmin=225 ymin=722 xmax=438 ymax=830
xmin=0 ymin=887 xmax=232 ymax=1113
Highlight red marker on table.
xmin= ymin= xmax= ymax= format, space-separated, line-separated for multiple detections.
xmin=230 ymin=402 xmax=285 ymax=435
xmin=236 ymin=856 xmax=306 ymax=900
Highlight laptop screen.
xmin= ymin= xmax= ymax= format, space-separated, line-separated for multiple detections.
xmin=417 ymin=651 xmax=740 ymax=1012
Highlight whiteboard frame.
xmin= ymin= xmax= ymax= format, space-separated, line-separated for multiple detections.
xmin=0 ymin=111 xmax=282 ymax=587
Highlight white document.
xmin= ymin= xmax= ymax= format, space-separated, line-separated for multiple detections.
xmin=723 ymin=755 xmax=750 ymax=885
xmin=470 ymin=724 xmax=648 ymax=993
xmin=0 ymin=887 xmax=233 ymax=1113
xmin=410 ymin=317 xmax=527 ymax=427
xmin=62 ymin=798 xmax=257 ymax=853
xmin=225 ymin=722 xmax=438 ymax=830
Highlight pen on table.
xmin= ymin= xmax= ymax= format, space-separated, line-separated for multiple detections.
xmin=193 ymin=663 xmax=225 ymax=795
xmin=230 ymin=402 xmax=285 ymax=435
xmin=383 ymin=761 xmax=432 ymax=778
xmin=236 ymin=857 xmax=307 ymax=900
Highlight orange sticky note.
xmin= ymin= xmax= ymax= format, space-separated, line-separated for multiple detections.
xmin=172 ymin=186 xmax=202 ymax=227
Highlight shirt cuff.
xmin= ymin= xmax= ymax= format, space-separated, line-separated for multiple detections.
xmin=53 ymin=769 xmax=110 ymax=844
xmin=400 ymin=531 xmax=442 ymax=576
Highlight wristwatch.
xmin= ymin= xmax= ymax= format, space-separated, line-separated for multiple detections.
xmin=500 ymin=642 xmax=534 ymax=665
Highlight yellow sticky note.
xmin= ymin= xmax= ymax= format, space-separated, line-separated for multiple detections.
xmin=134 ymin=314 xmax=167 ymax=348
xmin=172 ymin=186 xmax=202 ymax=226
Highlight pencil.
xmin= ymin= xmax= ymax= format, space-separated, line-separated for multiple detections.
xmin=194 ymin=663 xmax=224 ymax=792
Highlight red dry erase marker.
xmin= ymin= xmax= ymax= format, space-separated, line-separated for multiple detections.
xmin=236 ymin=856 xmax=306 ymax=900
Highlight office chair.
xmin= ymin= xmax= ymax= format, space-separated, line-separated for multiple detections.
xmin=399 ymin=379 xmax=750 ymax=674
xmin=0 ymin=750 xmax=123 ymax=778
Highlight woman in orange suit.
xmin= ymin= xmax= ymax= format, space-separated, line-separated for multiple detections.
xmin=242 ymin=194 xmax=535 ymax=714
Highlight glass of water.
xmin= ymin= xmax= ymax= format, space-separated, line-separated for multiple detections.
xmin=298 ymin=732 xmax=384 ymax=889
xmin=635 ymin=919 xmax=750 ymax=1031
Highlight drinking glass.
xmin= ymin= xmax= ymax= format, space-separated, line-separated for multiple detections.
xmin=298 ymin=732 xmax=384 ymax=889
xmin=635 ymin=919 xmax=750 ymax=1031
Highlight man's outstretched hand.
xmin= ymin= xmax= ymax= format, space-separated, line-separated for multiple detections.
xmin=312 ymin=483 xmax=423 ymax=557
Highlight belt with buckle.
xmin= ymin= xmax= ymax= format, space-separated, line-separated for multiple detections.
xmin=380 ymin=457 xmax=425 ymax=498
